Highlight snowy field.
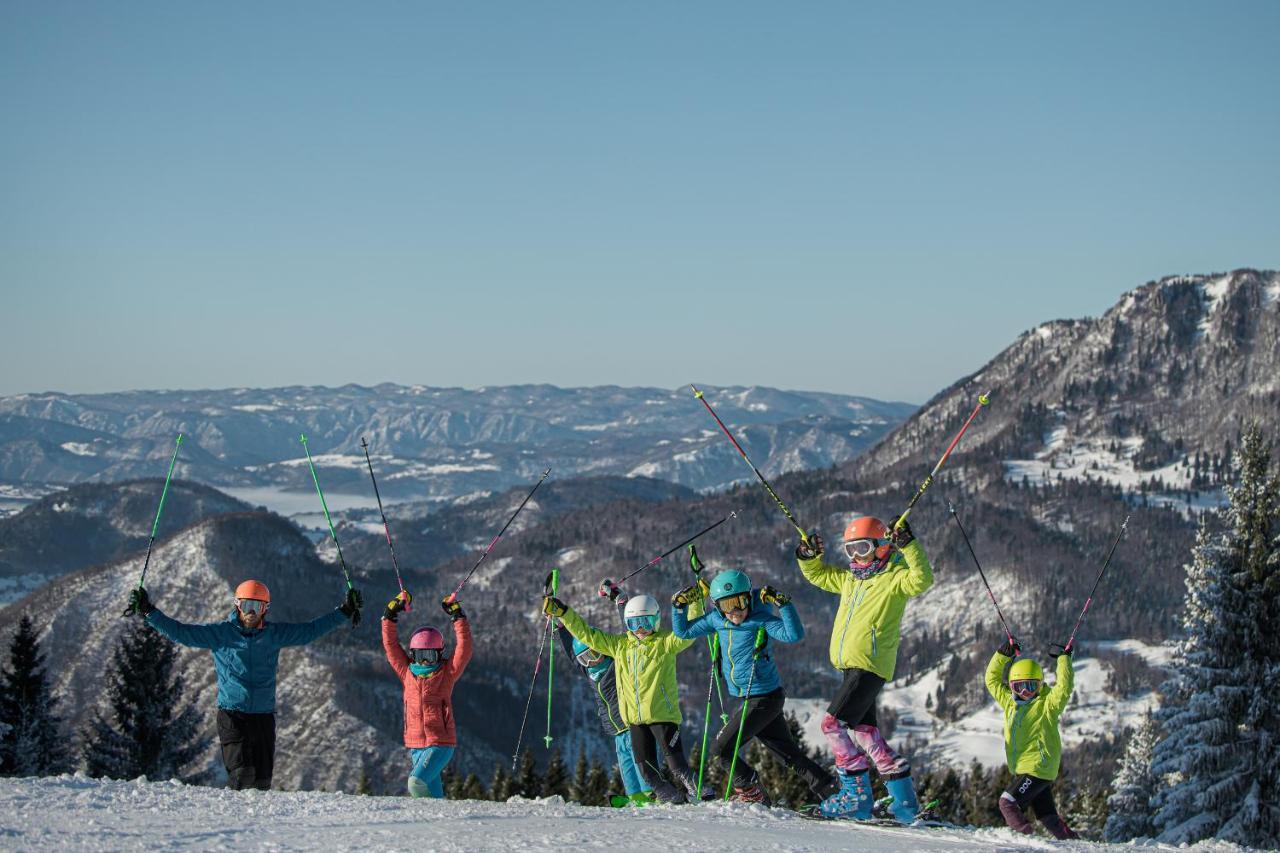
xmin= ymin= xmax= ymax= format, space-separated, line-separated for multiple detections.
xmin=0 ymin=775 xmax=1240 ymax=852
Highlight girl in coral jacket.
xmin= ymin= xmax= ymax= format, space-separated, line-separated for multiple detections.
xmin=382 ymin=592 xmax=473 ymax=798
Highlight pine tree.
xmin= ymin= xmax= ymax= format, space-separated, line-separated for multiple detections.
xmin=0 ymin=615 xmax=69 ymax=776
xmin=81 ymin=621 xmax=205 ymax=782
xmin=583 ymin=757 xmax=609 ymax=806
xmin=460 ymin=773 xmax=487 ymax=800
xmin=516 ymin=750 xmax=540 ymax=798
xmin=356 ymin=767 xmax=373 ymax=795
xmin=1151 ymin=423 xmax=1280 ymax=846
xmin=541 ymin=747 xmax=569 ymax=798
xmin=1104 ymin=713 xmax=1159 ymax=841
xmin=568 ymin=752 xmax=589 ymax=804
xmin=489 ymin=763 xmax=516 ymax=802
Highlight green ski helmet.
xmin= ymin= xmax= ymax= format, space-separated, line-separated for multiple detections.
xmin=1009 ymin=657 xmax=1043 ymax=700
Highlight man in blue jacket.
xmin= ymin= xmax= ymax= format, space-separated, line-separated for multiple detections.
xmin=672 ymin=568 xmax=837 ymax=805
xmin=128 ymin=578 xmax=361 ymax=790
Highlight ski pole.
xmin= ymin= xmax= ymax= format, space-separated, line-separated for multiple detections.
xmin=512 ymin=610 xmax=552 ymax=771
xmin=689 ymin=544 xmax=729 ymax=723
xmin=895 ymin=391 xmax=991 ymax=530
xmin=696 ymin=634 xmax=720 ymax=799
xmin=123 ymin=433 xmax=184 ymax=616
xmin=1054 ymin=515 xmax=1130 ymax=655
xmin=724 ymin=626 xmax=765 ymax=801
xmin=446 ymin=468 xmax=551 ymax=603
xmin=617 ymin=511 xmax=738 ymax=585
xmin=544 ymin=569 xmax=559 ymax=749
xmin=947 ymin=500 xmax=1018 ymax=649
xmin=360 ymin=437 xmax=408 ymax=609
xmin=300 ymin=434 xmax=354 ymax=590
xmin=692 ymin=385 xmax=810 ymax=543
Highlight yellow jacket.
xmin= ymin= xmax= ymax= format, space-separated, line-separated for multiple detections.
xmin=985 ymin=650 xmax=1075 ymax=779
xmin=797 ymin=540 xmax=933 ymax=679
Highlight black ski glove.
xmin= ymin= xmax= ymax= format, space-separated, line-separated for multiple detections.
xmin=671 ymin=585 xmax=700 ymax=608
xmin=127 ymin=587 xmax=155 ymax=616
xmin=759 ymin=586 xmax=790 ymax=607
xmin=542 ymin=596 xmax=567 ymax=618
xmin=1050 ymin=642 xmax=1074 ymax=659
xmin=795 ymin=534 xmax=824 ymax=561
xmin=889 ymin=516 xmax=915 ymax=548
xmin=384 ymin=590 xmax=410 ymax=622
xmin=441 ymin=596 xmax=466 ymax=622
xmin=598 ymin=579 xmax=626 ymax=605
xmin=997 ymin=638 xmax=1021 ymax=658
xmin=340 ymin=588 xmax=363 ymax=626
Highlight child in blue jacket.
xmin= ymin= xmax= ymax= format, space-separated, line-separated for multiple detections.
xmin=672 ymin=568 xmax=837 ymax=804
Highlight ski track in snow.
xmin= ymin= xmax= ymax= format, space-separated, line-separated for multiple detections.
xmin=0 ymin=775 xmax=1231 ymax=853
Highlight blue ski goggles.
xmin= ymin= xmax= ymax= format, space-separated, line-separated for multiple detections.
xmin=626 ymin=615 xmax=658 ymax=633
xmin=1011 ymin=679 xmax=1040 ymax=699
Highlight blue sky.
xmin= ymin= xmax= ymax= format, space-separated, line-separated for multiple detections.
xmin=3 ymin=2 xmax=1277 ymax=402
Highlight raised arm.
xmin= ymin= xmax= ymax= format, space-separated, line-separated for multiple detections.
xmin=891 ymin=540 xmax=934 ymax=597
xmin=668 ymin=593 xmax=705 ymax=652
xmin=559 ymin=606 xmax=627 ymax=658
xmin=448 ymin=616 xmax=473 ymax=679
xmin=672 ymin=605 xmax=716 ymax=641
xmin=382 ymin=618 xmax=410 ymax=680
xmin=1044 ymin=652 xmax=1076 ymax=717
xmin=764 ymin=602 xmax=804 ymax=644
xmin=985 ymin=648 xmax=1015 ymax=712
xmin=272 ymin=608 xmax=347 ymax=647
xmin=146 ymin=609 xmax=230 ymax=650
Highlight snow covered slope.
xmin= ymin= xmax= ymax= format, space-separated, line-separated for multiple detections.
xmin=0 ymin=775 xmax=1240 ymax=852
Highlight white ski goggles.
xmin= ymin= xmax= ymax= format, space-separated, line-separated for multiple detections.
xmin=575 ymin=647 xmax=605 ymax=667
xmin=236 ymin=599 xmax=267 ymax=615
xmin=843 ymin=538 xmax=880 ymax=560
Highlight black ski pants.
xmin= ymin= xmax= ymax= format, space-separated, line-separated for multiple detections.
xmin=1003 ymin=774 xmax=1058 ymax=816
xmin=629 ymin=722 xmax=694 ymax=793
xmin=714 ymin=687 xmax=836 ymax=797
xmin=828 ymin=668 xmax=885 ymax=727
xmin=217 ymin=709 xmax=276 ymax=791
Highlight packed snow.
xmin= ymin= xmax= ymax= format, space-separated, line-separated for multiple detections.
xmin=0 ymin=775 xmax=1238 ymax=852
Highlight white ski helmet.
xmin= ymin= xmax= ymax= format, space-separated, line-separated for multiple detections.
xmin=624 ymin=594 xmax=661 ymax=630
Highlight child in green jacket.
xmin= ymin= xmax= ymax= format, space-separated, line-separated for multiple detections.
xmin=984 ymin=639 xmax=1079 ymax=840
xmin=543 ymin=591 xmax=706 ymax=804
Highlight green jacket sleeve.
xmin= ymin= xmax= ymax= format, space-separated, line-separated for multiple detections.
xmin=891 ymin=540 xmax=934 ymax=597
xmin=985 ymin=650 xmax=1015 ymax=712
xmin=667 ymin=594 xmax=704 ymax=653
xmin=559 ymin=607 xmax=626 ymax=658
xmin=798 ymin=555 xmax=845 ymax=594
xmin=1044 ymin=653 xmax=1076 ymax=717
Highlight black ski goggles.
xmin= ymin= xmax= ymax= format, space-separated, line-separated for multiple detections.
xmin=715 ymin=592 xmax=751 ymax=615
xmin=410 ymin=648 xmax=443 ymax=665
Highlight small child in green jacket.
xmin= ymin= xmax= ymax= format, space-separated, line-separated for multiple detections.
xmin=984 ymin=639 xmax=1079 ymax=840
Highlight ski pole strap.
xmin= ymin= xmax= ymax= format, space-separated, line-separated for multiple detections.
xmin=448 ymin=468 xmax=551 ymax=602
xmin=897 ymin=392 xmax=990 ymax=527
xmin=360 ymin=437 xmax=406 ymax=600
xmin=691 ymin=385 xmax=809 ymax=543
xmin=300 ymin=434 xmax=353 ymax=589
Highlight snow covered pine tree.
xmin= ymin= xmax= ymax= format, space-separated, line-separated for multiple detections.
xmin=0 ymin=615 xmax=69 ymax=777
xmin=1149 ymin=422 xmax=1280 ymax=847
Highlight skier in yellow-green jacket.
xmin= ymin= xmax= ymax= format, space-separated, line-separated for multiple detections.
xmin=795 ymin=514 xmax=932 ymax=821
xmin=985 ymin=639 xmax=1079 ymax=840
xmin=542 ymin=589 xmax=708 ymax=804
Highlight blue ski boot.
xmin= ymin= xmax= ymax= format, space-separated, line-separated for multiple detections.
xmin=884 ymin=776 xmax=920 ymax=823
xmin=819 ymin=769 xmax=873 ymax=819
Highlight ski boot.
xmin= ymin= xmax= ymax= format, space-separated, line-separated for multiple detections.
xmin=884 ymin=776 xmax=920 ymax=823
xmin=998 ymin=796 xmax=1035 ymax=835
xmin=1040 ymin=813 xmax=1080 ymax=840
xmin=674 ymin=770 xmax=715 ymax=802
xmin=818 ymin=769 xmax=873 ymax=819
xmin=729 ymin=782 xmax=772 ymax=806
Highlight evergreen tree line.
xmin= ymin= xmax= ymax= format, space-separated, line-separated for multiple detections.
xmin=0 ymin=617 xmax=206 ymax=782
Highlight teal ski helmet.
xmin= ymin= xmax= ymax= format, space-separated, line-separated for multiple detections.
xmin=710 ymin=569 xmax=751 ymax=601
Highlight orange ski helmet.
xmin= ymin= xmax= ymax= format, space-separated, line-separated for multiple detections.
xmin=234 ymin=579 xmax=271 ymax=603
xmin=843 ymin=516 xmax=892 ymax=562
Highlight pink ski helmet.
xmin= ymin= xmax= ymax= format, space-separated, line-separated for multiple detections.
xmin=409 ymin=627 xmax=445 ymax=651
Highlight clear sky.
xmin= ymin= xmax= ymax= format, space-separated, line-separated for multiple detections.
xmin=3 ymin=2 xmax=1277 ymax=402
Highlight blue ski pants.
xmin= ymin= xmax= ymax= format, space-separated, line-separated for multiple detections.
xmin=614 ymin=729 xmax=645 ymax=795
xmin=408 ymin=745 xmax=456 ymax=798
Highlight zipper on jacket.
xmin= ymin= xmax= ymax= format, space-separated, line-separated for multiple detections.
xmin=871 ymin=625 xmax=878 ymax=658
xmin=837 ymin=579 xmax=868 ymax=662
xmin=726 ymin=630 xmax=737 ymax=693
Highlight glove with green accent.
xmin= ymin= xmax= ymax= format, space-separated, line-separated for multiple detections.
xmin=889 ymin=516 xmax=915 ymax=548
xmin=127 ymin=587 xmax=155 ymax=616
xmin=441 ymin=596 xmax=466 ymax=622
xmin=340 ymin=588 xmax=363 ymax=626
xmin=671 ymin=585 xmax=700 ymax=608
xmin=759 ymin=586 xmax=790 ymax=607
xmin=384 ymin=590 xmax=411 ymax=622
xmin=795 ymin=534 xmax=824 ymax=560
xmin=542 ymin=596 xmax=567 ymax=618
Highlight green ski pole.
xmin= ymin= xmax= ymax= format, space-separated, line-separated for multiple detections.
xmin=544 ymin=568 xmax=560 ymax=749
xmin=696 ymin=633 xmax=720 ymax=799
xmin=690 ymin=544 xmax=730 ymax=724
xmin=123 ymin=433 xmax=184 ymax=616
xmin=300 ymin=434 xmax=354 ymax=591
xmin=724 ymin=626 xmax=765 ymax=801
